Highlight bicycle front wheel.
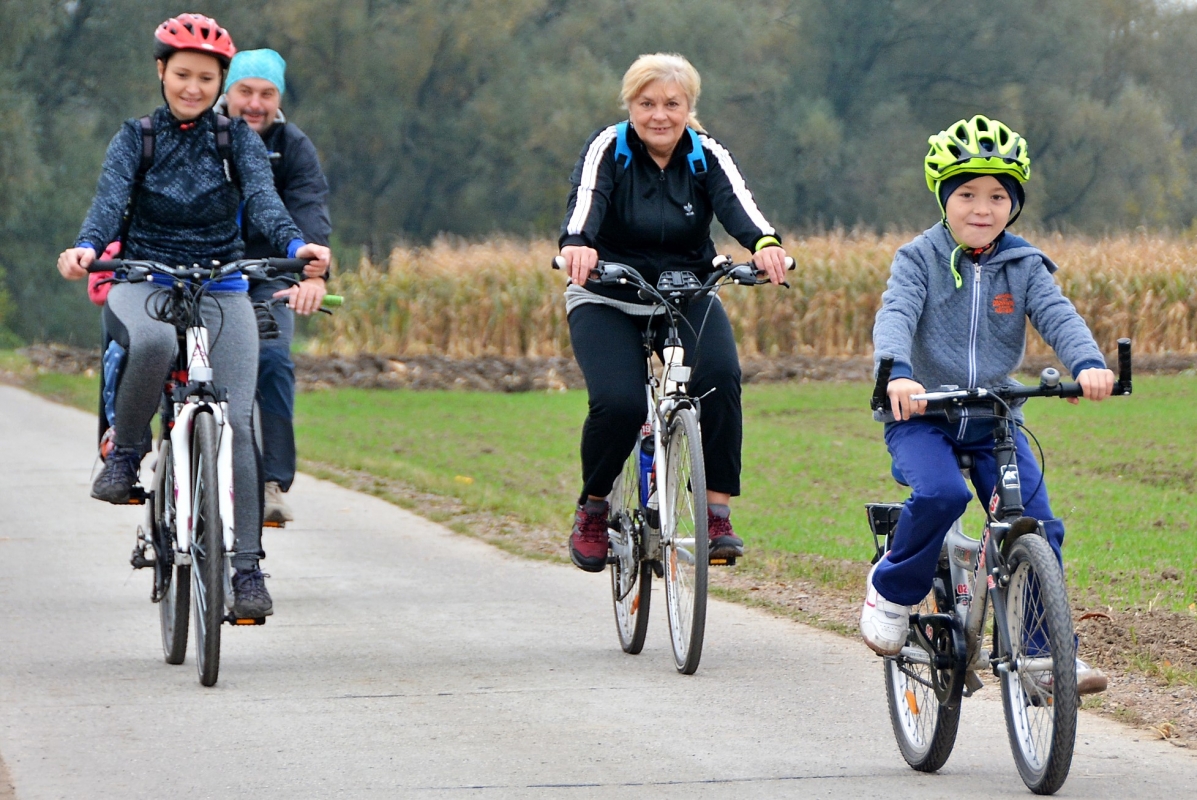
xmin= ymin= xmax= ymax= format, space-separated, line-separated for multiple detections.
xmin=153 ymin=438 xmax=189 ymax=665
xmin=191 ymin=411 xmax=224 ymax=687
xmin=998 ymin=533 xmax=1077 ymax=795
xmin=609 ymin=445 xmax=651 ymax=654
xmin=661 ymin=407 xmax=707 ymax=674
xmin=884 ymin=596 xmax=961 ymax=772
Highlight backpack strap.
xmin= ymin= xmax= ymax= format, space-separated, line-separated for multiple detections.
xmin=212 ymin=112 xmax=240 ymax=189
xmin=612 ymin=121 xmax=707 ymax=182
xmin=113 ymin=115 xmax=156 ymax=252
xmin=686 ymin=127 xmax=707 ymax=175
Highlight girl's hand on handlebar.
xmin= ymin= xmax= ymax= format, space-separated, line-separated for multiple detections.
xmin=560 ymin=245 xmax=598 ymax=286
xmin=888 ymin=377 xmax=927 ymax=421
xmin=1072 ymin=367 xmax=1115 ymax=405
xmin=296 ymin=244 xmax=331 ymax=277
xmin=751 ymin=245 xmax=789 ymax=285
xmin=273 ymin=276 xmax=327 ymax=316
xmin=57 ymin=247 xmax=95 ymax=280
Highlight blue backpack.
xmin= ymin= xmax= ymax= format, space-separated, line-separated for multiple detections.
xmin=612 ymin=121 xmax=707 ymax=179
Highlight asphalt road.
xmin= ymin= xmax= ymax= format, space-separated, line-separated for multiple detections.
xmin=1 ymin=384 xmax=1195 ymax=799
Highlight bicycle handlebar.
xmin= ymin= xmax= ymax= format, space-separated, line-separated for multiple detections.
xmin=551 ymin=254 xmax=795 ymax=291
xmin=88 ymin=257 xmax=313 ymax=281
xmin=869 ymin=337 xmax=1133 ymax=413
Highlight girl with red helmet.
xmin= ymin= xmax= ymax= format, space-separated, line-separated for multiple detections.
xmin=55 ymin=14 xmax=331 ymax=619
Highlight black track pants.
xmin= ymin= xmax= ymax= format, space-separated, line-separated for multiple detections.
xmin=568 ymin=298 xmax=742 ymax=504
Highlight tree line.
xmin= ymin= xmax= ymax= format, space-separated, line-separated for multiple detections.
xmin=3 ymin=0 xmax=1197 ymax=342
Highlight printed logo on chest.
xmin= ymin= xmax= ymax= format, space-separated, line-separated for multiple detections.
xmin=992 ymin=292 xmax=1015 ymax=314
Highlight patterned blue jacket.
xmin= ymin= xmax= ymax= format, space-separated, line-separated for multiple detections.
xmin=76 ymin=105 xmax=303 ymax=287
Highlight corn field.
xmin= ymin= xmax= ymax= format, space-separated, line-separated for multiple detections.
xmin=313 ymin=232 xmax=1197 ymax=358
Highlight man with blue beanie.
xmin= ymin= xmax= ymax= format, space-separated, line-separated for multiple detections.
xmin=219 ymin=49 xmax=332 ymax=524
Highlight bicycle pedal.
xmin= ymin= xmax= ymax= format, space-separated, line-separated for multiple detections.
xmin=262 ymin=520 xmax=286 ymax=528
xmin=124 ymin=486 xmax=148 ymax=505
xmin=225 ymin=615 xmax=266 ymax=626
xmin=129 ymin=548 xmax=154 ymax=569
xmin=650 ymin=560 xmax=664 ymax=578
xmin=709 ymin=556 xmax=737 ymax=566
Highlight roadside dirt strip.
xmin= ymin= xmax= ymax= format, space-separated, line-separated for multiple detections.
xmin=1 ymin=384 xmax=1194 ymax=799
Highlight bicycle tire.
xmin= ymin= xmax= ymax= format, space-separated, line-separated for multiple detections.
xmin=998 ymin=533 xmax=1077 ymax=795
xmin=153 ymin=438 xmax=189 ymax=665
xmin=609 ymin=446 xmax=651 ymax=654
xmin=661 ymin=407 xmax=707 ymax=674
xmin=191 ymin=411 xmax=224 ymax=687
xmin=884 ymin=594 xmax=962 ymax=772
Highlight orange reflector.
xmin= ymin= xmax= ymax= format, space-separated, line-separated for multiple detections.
xmin=631 ymin=595 xmax=640 ymax=613
xmin=232 ymin=618 xmax=264 ymax=626
xmin=905 ymin=689 xmax=920 ymax=715
xmin=263 ymin=520 xmax=284 ymax=528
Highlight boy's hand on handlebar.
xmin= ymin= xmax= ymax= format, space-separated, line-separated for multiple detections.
xmin=296 ymin=244 xmax=331 ymax=276
xmin=57 ymin=247 xmax=95 ymax=280
xmin=751 ymin=245 xmax=789 ymax=285
xmin=888 ymin=378 xmax=927 ymax=420
xmin=273 ymin=276 xmax=327 ymax=316
xmin=559 ymin=245 xmax=598 ymax=286
xmin=1072 ymin=367 xmax=1115 ymax=405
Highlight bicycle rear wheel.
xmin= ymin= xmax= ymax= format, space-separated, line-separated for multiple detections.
xmin=884 ymin=594 xmax=961 ymax=772
xmin=153 ymin=438 xmax=189 ymax=665
xmin=998 ymin=533 xmax=1077 ymax=795
xmin=609 ymin=445 xmax=651 ymax=654
xmin=191 ymin=411 xmax=224 ymax=687
xmin=661 ymin=407 xmax=707 ymax=674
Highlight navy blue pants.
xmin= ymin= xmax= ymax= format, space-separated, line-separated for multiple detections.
xmin=872 ymin=420 xmax=1064 ymax=606
xmin=250 ymin=280 xmax=296 ymax=491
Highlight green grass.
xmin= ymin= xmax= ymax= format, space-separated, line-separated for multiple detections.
xmin=6 ymin=344 xmax=1193 ymax=614
xmin=295 ymin=375 xmax=1197 ymax=613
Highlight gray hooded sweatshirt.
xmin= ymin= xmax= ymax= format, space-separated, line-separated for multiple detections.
xmin=872 ymin=223 xmax=1106 ymax=440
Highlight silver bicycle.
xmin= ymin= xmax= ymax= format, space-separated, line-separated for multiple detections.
xmin=865 ymin=340 xmax=1132 ymax=794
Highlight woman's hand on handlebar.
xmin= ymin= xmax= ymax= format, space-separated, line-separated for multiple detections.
xmin=1071 ymin=367 xmax=1115 ymax=405
xmin=559 ymin=245 xmax=598 ymax=286
xmin=888 ymin=377 xmax=927 ymax=421
xmin=273 ymin=276 xmax=327 ymax=316
xmin=296 ymin=244 xmax=331 ymax=277
xmin=57 ymin=247 xmax=95 ymax=280
xmin=751 ymin=245 xmax=789 ymax=286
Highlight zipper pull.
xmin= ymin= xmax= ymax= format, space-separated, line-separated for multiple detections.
xmin=975 ymin=262 xmax=982 ymax=283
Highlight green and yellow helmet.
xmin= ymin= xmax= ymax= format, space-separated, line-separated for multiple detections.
xmin=924 ymin=115 xmax=1030 ymax=192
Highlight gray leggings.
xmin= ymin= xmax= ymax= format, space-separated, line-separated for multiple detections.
xmin=105 ymin=282 xmax=262 ymax=569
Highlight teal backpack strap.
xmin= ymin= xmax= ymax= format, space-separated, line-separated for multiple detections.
xmin=686 ymin=127 xmax=707 ymax=175
xmin=614 ymin=121 xmax=633 ymax=170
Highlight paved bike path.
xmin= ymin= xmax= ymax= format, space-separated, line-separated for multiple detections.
xmin=1 ymin=384 xmax=1194 ymax=799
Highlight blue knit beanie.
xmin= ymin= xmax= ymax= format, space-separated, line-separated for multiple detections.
xmin=224 ymin=49 xmax=286 ymax=95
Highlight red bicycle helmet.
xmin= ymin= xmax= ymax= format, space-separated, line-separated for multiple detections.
xmin=153 ymin=14 xmax=236 ymax=67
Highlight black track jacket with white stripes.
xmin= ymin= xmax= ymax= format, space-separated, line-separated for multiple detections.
xmin=559 ymin=123 xmax=779 ymax=303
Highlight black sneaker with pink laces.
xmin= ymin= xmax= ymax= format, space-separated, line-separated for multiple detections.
xmin=708 ymin=506 xmax=744 ymax=562
xmin=569 ymin=500 xmax=610 ymax=573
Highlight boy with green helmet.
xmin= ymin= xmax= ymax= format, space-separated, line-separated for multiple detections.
xmin=860 ymin=114 xmax=1114 ymax=695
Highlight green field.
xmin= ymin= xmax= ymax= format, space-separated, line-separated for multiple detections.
xmin=5 ymin=349 xmax=1193 ymax=613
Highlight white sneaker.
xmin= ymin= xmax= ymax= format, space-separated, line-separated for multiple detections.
xmin=263 ymin=481 xmax=294 ymax=524
xmin=860 ymin=561 xmax=910 ymax=656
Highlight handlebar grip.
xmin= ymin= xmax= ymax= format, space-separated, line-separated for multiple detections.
xmin=785 ymin=256 xmax=795 ymax=271
xmin=321 ymin=294 xmax=344 ymax=307
xmin=551 ymin=256 xmax=565 ymax=270
xmin=871 ymin=358 xmax=893 ymax=411
xmin=265 ymin=257 xmax=312 ymax=274
xmin=88 ymin=260 xmax=124 ymax=273
xmin=1114 ymin=338 xmax=1132 ymax=395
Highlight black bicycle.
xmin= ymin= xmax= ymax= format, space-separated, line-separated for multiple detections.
xmin=555 ymin=254 xmax=791 ymax=673
xmin=865 ymin=340 xmax=1132 ymax=794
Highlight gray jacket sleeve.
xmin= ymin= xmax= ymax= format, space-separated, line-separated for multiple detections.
xmin=872 ymin=241 xmax=929 ymax=381
xmin=1024 ymin=258 xmax=1106 ymax=376
xmin=278 ymin=124 xmax=331 ymax=246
